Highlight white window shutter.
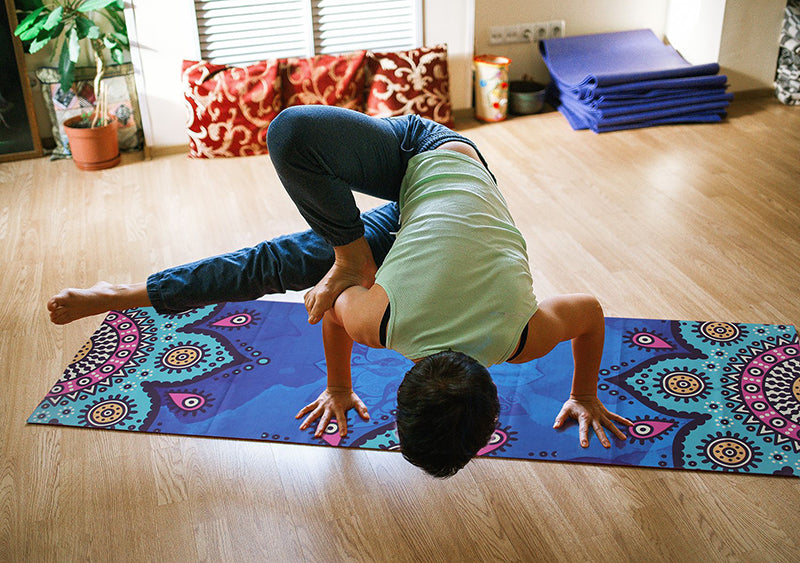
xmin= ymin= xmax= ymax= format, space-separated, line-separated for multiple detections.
xmin=194 ymin=0 xmax=313 ymax=64
xmin=311 ymin=0 xmax=421 ymax=55
xmin=194 ymin=0 xmax=422 ymax=65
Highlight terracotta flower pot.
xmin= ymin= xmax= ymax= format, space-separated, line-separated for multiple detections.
xmin=63 ymin=115 xmax=120 ymax=171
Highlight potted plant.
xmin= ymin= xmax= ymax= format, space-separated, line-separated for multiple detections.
xmin=14 ymin=0 xmax=130 ymax=169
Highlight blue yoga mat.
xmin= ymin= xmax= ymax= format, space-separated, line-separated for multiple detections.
xmin=557 ymin=96 xmax=730 ymax=127
xmin=540 ymin=30 xmax=730 ymax=133
xmin=558 ymin=91 xmax=732 ymax=119
xmin=593 ymin=90 xmax=731 ymax=110
xmin=557 ymin=100 xmax=726 ymax=133
xmin=590 ymin=74 xmax=728 ymax=100
xmin=539 ymin=29 xmax=720 ymax=98
xmin=28 ymin=301 xmax=800 ymax=477
xmin=591 ymin=112 xmax=726 ymax=134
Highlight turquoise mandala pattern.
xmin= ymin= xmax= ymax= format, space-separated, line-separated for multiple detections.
xmin=29 ymin=303 xmax=800 ymax=477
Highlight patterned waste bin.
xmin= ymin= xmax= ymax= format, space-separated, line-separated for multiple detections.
xmin=473 ymin=55 xmax=512 ymax=122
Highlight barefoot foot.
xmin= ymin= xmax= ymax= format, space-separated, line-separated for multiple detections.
xmin=47 ymin=281 xmax=149 ymax=325
xmin=305 ymin=237 xmax=377 ymax=324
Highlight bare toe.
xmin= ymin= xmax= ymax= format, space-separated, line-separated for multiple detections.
xmin=46 ymin=282 xmax=117 ymax=325
xmin=306 ymin=292 xmax=332 ymax=324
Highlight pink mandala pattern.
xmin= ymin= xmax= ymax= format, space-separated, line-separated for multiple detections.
xmin=731 ymin=342 xmax=800 ymax=446
xmin=46 ymin=311 xmax=143 ymax=403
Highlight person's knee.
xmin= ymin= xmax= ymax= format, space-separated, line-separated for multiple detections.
xmin=266 ymin=106 xmax=313 ymax=159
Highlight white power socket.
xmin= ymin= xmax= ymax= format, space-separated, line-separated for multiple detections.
xmin=489 ymin=20 xmax=565 ymax=45
xmin=548 ymin=20 xmax=566 ymax=38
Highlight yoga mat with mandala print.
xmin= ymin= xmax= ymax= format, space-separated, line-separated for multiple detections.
xmin=29 ymin=300 xmax=800 ymax=477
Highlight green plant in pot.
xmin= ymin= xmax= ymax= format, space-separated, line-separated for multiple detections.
xmin=14 ymin=0 xmax=130 ymax=169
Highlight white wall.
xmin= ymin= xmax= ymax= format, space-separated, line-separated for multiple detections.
xmin=126 ymin=0 xmax=199 ymax=154
xmin=424 ymin=0 xmax=474 ymax=112
xmin=666 ymin=0 xmax=785 ymax=92
xmin=473 ymin=0 xmax=671 ymax=84
xmin=718 ymin=0 xmax=786 ymax=92
xmin=665 ymin=0 xmax=727 ymax=64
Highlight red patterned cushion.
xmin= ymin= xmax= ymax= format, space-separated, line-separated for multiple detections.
xmin=365 ymin=44 xmax=452 ymax=126
xmin=281 ymin=51 xmax=367 ymax=109
xmin=182 ymin=60 xmax=281 ymax=158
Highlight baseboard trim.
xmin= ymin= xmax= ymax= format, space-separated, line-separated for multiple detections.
xmin=146 ymin=144 xmax=189 ymax=159
xmin=731 ymin=88 xmax=775 ymax=100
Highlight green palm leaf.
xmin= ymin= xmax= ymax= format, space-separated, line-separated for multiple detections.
xmin=78 ymin=0 xmax=120 ymax=12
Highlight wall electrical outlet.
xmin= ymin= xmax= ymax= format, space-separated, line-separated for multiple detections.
xmin=532 ymin=23 xmax=549 ymax=42
xmin=548 ymin=20 xmax=566 ymax=39
xmin=489 ymin=26 xmax=505 ymax=45
xmin=504 ymin=25 xmax=523 ymax=44
xmin=489 ymin=21 xmax=566 ymax=45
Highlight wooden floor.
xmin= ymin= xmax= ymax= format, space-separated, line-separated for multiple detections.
xmin=1 ymin=97 xmax=799 ymax=562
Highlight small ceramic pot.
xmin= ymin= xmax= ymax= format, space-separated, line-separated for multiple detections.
xmin=63 ymin=115 xmax=120 ymax=171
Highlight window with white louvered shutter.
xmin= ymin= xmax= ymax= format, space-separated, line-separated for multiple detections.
xmin=311 ymin=0 xmax=421 ymax=55
xmin=194 ymin=0 xmax=421 ymax=65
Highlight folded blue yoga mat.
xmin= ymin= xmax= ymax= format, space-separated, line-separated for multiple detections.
xmin=541 ymin=29 xmax=730 ymax=133
xmin=556 ymin=100 xmax=726 ymax=133
xmin=593 ymin=90 xmax=731 ymax=110
xmin=557 ymin=88 xmax=732 ymax=118
xmin=591 ymin=112 xmax=726 ymax=134
xmin=558 ymin=95 xmax=730 ymax=126
xmin=28 ymin=301 xmax=800 ymax=477
xmin=590 ymin=74 xmax=728 ymax=100
xmin=540 ymin=29 xmax=720 ymax=98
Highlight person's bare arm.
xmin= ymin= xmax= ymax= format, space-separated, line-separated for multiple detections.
xmin=295 ymin=285 xmax=386 ymax=437
xmin=518 ymin=294 xmax=633 ymax=447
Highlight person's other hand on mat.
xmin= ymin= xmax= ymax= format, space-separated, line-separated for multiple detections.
xmin=553 ymin=394 xmax=632 ymax=448
xmin=296 ymin=386 xmax=370 ymax=438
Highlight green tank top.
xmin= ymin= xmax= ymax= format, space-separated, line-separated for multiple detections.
xmin=375 ymin=150 xmax=538 ymax=366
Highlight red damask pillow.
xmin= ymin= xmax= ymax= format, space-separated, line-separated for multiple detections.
xmin=281 ymin=51 xmax=367 ymax=109
xmin=365 ymin=44 xmax=453 ymax=126
xmin=182 ymin=59 xmax=281 ymax=158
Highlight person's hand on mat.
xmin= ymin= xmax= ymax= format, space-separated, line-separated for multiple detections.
xmin=553 ymin=394 xmax=632 ymax=448
xmin=296 ymin=386 xmax=370 ymax=438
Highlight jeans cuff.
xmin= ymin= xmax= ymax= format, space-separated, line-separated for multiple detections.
xmin=325 ymin=224 xmax=365 ymax=247
xmin=146 ymin=271 xmax=171 ymax=314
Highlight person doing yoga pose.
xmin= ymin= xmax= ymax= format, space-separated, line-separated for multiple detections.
xmin=48 ymin=105 xmax=631 ymax=477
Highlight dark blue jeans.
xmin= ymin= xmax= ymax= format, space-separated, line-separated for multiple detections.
xmin=147 ymin=106 xmax=488 ymax=314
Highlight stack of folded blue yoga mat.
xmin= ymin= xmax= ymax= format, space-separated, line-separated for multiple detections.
xmin=539 ymin=29 xmax=732 ymax=133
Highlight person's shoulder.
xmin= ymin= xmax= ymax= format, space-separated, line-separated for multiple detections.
xmin=334 ymin=284 xmax=389 ymax=348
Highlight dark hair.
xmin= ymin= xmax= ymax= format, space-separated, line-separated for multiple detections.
xmin=395 ymin=350 xmax=499 ymax=478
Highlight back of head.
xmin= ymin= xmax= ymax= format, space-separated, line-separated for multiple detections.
xmin=396 ymin=350 xmax=499 ymax=478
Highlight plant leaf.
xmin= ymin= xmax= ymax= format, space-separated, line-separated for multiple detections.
xmin=14 ymin=6 xmax=44 ymax=36
xmin=29 ymin=34 xmax=51 ymax=54
xmin=103 ymin=36 xmax=116 ymax=50
xmin=68 ymin=27 xmax=80 ymax=63
xmin=111 ymin=47 xmax=123 ymax=65
xmin=74 ymin=16 xmax=94 ymax=39
xmin=102 ymin=8 xmax=127 ymax=34
xmin=112 ymin=31 xmax=129 ymax=48
xmin=18 ymin=10 xmax=49 ymax=41
xmin=78 ymin=0 xmax=119 ymax=13
xmin=28 ymin=25 xmax=58 ymax=54
xmin=58 ymin=41 xmax=76 ymax=92
xmin=42 ymin=6 xmax=63 ymax=31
